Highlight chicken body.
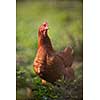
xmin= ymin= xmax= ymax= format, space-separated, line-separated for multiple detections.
xmin=33 ymin=22 xmax=74 ymax=84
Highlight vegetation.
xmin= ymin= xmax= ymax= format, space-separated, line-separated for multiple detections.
xmin=16 ymin=0 xmax=83 ymax=100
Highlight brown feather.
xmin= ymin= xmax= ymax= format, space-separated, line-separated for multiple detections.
xmin=33 ymin=22 xmax=75 ymax=84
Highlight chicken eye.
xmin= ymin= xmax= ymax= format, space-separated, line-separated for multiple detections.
xmin=43 ymin=24 xmax=46 ymax=27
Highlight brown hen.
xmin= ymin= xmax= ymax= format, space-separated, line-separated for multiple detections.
xmin=33 ymin=22 xmax=74 ymax=84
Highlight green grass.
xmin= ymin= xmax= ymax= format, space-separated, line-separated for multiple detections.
xmin=16 ymin=0 xmax=83 ymax=100
xmin=16 ymin=1 xmax=82 ymax=62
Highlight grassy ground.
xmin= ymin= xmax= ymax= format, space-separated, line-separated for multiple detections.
xmin=16 ymin=0 xmax=83 ymax=100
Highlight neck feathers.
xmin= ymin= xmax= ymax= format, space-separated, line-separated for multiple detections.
xmin=38 ymin=32 xmax=53 ymax=50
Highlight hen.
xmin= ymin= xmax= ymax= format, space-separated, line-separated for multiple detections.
xmin=33 ymin=22 xmax=74 ymax=84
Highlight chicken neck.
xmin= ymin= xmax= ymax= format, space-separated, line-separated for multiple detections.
xmin=38 ymin=32 xmax=53 ymax=51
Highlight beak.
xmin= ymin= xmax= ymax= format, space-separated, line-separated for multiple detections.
xmin=45 ymin=26 xmax=48 ymax=30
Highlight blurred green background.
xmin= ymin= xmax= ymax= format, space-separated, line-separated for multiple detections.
xmin=16 ymin=0 xmax=83 ymax=100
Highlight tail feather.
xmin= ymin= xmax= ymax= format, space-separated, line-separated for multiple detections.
xmin=57 ymin=47 xmax=74 ymax=67
xmin=64 ymin=47 xmax=74 ymax=55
